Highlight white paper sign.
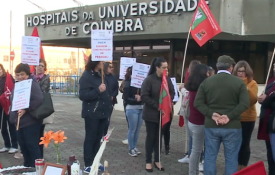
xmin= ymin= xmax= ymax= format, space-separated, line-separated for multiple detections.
xmin=21 ymin=36 xmax=40 ymax=65
xmin=170 ymin=77 xmax=179 ymax=102
xmin=11 ymin=79 xmax=33 ymax=111
xmin=119 ymin=57 xmax=136 ymax=80
xmin=131 ymin=63 xmax=150 ymax=88
xmin=91 ymin=30 xmax=113 ymax=61
xmin=44 ymin=166 xmax=63 ymax=175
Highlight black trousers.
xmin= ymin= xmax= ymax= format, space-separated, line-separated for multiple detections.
xmin=17 ymin=122 xmax=42 ymax=167
xmin=266 ymin=141 xmax=275 ymax=175
xmin=123 ymin=101 xmax=129 ymax=129
xmin=103 ymin=108 xmax=114 ymax=137
xmin=238 ymin=121 xmax=255 ymax=166
xmin=145 ymin=121 xmax=162 ymax=163
xmin=39 ymin=124 xmax=46 ymax=158
xmin=0 ymin=109 xmax=18 ymax=149
xmin=162 ymin=118 xmax=172 ymax=148
xmin=84 ymin=117 xmax=108 ymax=167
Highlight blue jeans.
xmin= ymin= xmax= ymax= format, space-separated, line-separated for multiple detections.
xmin=126 ymin=109 xmax=143 ymax=150
xmin=17 ymin=122 xmax=42 ymax=167
xmin=204 ymin=128 xmax=242 ymax=175
xmin=270 ymin=134 xmax=275 ymax=161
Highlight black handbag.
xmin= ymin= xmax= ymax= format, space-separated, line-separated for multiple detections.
xmin=30 ymin=92 xmax=54 ymax=120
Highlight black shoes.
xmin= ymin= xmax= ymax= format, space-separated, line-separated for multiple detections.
xmin=154 ymin=162 xmax=165 ymax=171
xmin=165 ymin=146 xmax=170 ymax=155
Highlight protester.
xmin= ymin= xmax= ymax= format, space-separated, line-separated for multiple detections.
xmin=185 ymin=64 xmax=209 ymax=175
xmin=208 ymin=66 xmax=215 ymax=76
xmin=178 ymin=60 xmax=201 ymax=164
xmin=32 ymin=59 xmax=50 ymax=158
xmin=102 ymin=62 xmax=119 ymax=141
xmin=79 ymin=56 xmax=113 ymax=173
xmin=194 ymin=55 xmax=249 ymax=175
xmin=141 ymin=57 xmax=175 ymax=172
xmin=123 ymin=66 xmax=143 ymax=157
xmin=0 ymin=64 xmax=18 ymax=154
xmin=232 ymin=61 xmax=258 ymax=170
xmin=9 ymin=63 xmax=43 ymax=167
xmin=258 ymin=62 xmax=275 ymax=175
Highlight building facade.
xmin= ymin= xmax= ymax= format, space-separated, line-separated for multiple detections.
xmin=25 ymin=0 xmax=275 ymax=83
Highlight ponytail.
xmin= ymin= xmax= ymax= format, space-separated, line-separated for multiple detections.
xmin=147 ymin=57 xmax=167 ymax=76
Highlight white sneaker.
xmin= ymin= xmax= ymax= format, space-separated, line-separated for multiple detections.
xmin=0 ymin=147 xmax=10 ymax=153
xmin=178 ymin=155 xmax=190 ymax=163
xmin=199 ymin=162 xmax=204 ymax=171
xmin=8 ymin=148 xmax=18 ymax=154
xmin=122 ymin=139 xmax=128 ymax=145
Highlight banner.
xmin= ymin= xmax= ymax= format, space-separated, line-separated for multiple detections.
xmin=119 ymin=57 xmax=136 ymax=80
xmin=21 ymin=36 xmax=40 ymax=65
xmin=130 ymin=63 xmax=150 ymax=88
xmin=190 ymin=0 xmax=221 ymax=47
xmin=91 ymin=30 xmax=113 ymax=61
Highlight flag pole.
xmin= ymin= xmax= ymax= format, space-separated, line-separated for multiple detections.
xmin=16 ymin=115 xmax=20 ymax=130
xmin=180 ymin=27 xmax=191 ymax=84
xmin=158 ymin=112 xmax=162 ymax=170
xmin=263 ymin=46 xmax=275 ymax=93
xmin=9 ymin=10 xmax=12 ymax=73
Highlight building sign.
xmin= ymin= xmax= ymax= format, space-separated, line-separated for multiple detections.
xmin=26 ymin=0 xmax=209 ymax=35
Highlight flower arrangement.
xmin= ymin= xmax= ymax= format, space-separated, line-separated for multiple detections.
xmin=40 ymin=130 xmax=67 ymax=163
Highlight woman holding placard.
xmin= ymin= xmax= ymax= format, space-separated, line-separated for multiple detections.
xmin=141 ymin=57 xmax=175 ymax=172
xmin=9 ymin=63 xmax=43 ymax=167
xmin=78 ymin=56 xmax=113 ymax=174
xmin=123 ymin=66 xmax=143 ymax=157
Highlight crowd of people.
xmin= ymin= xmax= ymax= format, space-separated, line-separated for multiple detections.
xmin=0 ymin=55 xmax=275 ymax=175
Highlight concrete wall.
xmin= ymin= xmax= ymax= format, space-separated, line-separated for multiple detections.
xmin=114 ymin=82 xmax=265 ymax=116
xmin=24 ymin=0 xmax=275 ymax=43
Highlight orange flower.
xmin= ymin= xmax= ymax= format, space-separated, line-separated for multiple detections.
xmin=52 ymin=130 xmax=67 ymax=144
xmin=39 ymin=131 xmax=54 ymax=148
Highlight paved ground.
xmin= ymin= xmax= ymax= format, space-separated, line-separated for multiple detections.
xmin=0 ymin=96 xmax=268 ymax=174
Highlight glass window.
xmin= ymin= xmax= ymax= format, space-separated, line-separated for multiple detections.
xmin=124 ymin=46 xmax=131 ymax=50
xmin=133 ymin=46 xmax=150 ymax=50
xmin=3 ymin=55 xmax=9 ymax=62
xmin=64 ymin=58 xmax=67 ymax=64
xmin=152 ymin=45 xmax=170 ymax=49
xmin=115 ymin=47 xmax=123 ymax=51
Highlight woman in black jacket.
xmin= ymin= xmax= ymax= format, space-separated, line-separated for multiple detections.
xmin=123 ymin=66 xmax=143 ymax=157
xmin=0 ymin=64 xmax=18 ymax=154
xmin=79 ymin=56 xmax=113 ymax=174
xmin=9 ymin=63 xmax=43 ymax=167
xmin=141 ymin=57 xmax=175 ymax=172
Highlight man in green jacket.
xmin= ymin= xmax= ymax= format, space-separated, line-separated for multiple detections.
xmin=194 ymin=55 xmax=249 ymax=175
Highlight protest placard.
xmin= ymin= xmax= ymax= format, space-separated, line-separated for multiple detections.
xmin=170 ymin=77 xmax=179 ymax=102
xmin=130 ymin=63 xmax=150 ymax=88
xmin=11 ymin=79 xmax=33 ymax=111
xmin=21 ymin=36 xmax=40 ymax=65
xmin=91 ymin=30 xmax=113 ymax=61
xmin=119 ymin=57 xmax=136 ymax=80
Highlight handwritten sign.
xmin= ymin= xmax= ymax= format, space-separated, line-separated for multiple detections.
xmin=119 ymin=57 xmax=136 ymax=80
xmin=21 ymin=36 xmax=40 ymax=65
xmin=11 ymin=79 xmax=32 ymax=111
xmin=131 ymin=63 xmax=150 ymax=88
xmin=91 ymin=30 xmax=113 ymax=61
xmin=170 ymin=77 xmax=179 ymax=102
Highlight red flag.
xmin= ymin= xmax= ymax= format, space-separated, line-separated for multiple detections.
xmin=159 ymin=70 xmax=172 ymax=128
xmin=184 ymin=68 xmax=189 ymax=83
xmin=83 ymin=51 xmax=88 ymax=62
xmin=190 ymin=0 xmax=221 ymax=47
xmin=30 ymin=27 xmax=45 ymax=73
xmin=0 ymin=71 xmax=14 ymax=115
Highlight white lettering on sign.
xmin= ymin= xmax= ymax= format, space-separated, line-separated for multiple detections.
xmin=26 ymin=0 xmax=210 ymax=35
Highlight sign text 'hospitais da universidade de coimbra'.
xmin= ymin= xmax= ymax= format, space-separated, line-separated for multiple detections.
xmin=26 ymin=0 xmax=209 ymax=36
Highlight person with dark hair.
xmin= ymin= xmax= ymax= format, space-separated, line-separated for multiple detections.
xmin=184 ymin=64 xmax=209 ymax=175
xmin=208 ymin=66 xmax=215 ymax=76
xmin=102 ymin=62 xmax=119 ymax=141
xmin=0 ymin=64 xmax=18 ymax=154
xmin=194 ymin=55 xmax=249 ymax=175
xmin=9 ymin=63 xmax=43 ymax=168
xmin=141 ymin=57 xmax=175 ymax=172
xmin=32 ymin=59 xmax=50 ymax=158
xmin=123 ymin=66 xmax=143 ymax=157
xmin=232 ymin=61 xmax=258 ymax=171
xmin=79 ymin=56 xmax=113 ymax=173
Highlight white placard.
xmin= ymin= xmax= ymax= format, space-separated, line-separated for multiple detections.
xmin=170 ymin=77 xmax=179 ymax=102
xmin=11 ymin=79 xmax=33 ymax=111
xmin=119 ymin=57 xmax=136 ymax=80
xmin=21 ymin=36 xmax=40 ymax=65
xmin=44 ymin=166 xmax=63 ymax=175
xmin=91 ymin=30 xmax=113 ymax=61
xmin=130 ymin=63 xmax=150 ymax=88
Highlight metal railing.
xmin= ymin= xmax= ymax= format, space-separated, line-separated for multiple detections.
xmin=49 ymin=75 xmax=80 ymax=96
